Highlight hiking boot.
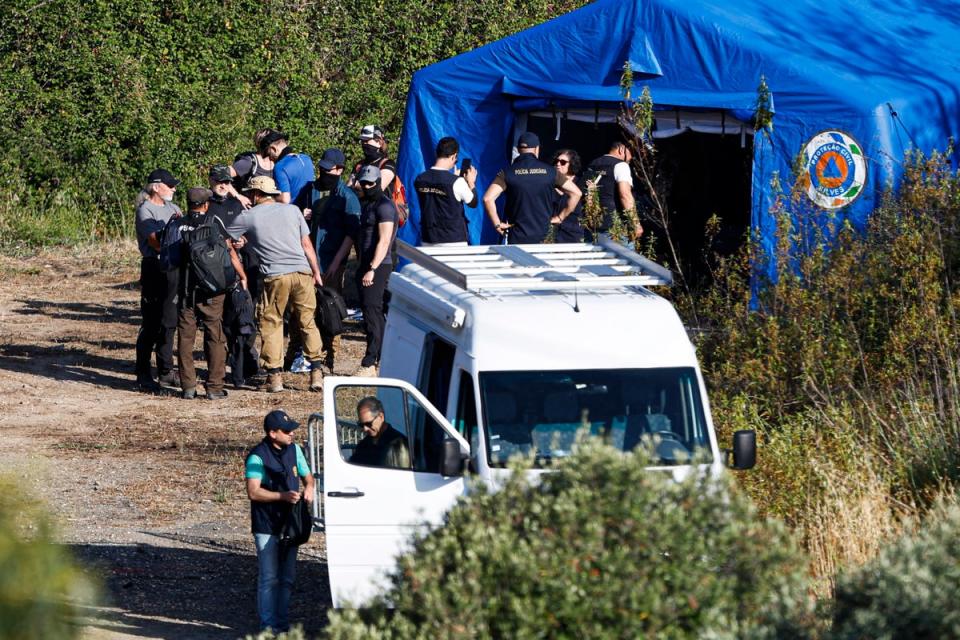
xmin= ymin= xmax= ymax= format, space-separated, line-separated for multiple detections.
xmin=206 ymin=389 xmax=229 ymax=400
xmin=354 ymin=364 xmax=378 ymax=378
xmin=323 ymin=353 xmax=335 ymax=375
xmin=158 ymin=371 xmax=180 ymax=388
xmin=182 ymin=388 xmax=197 ymax=400
xmin=137 ymin=377 xmax=160 ymax=393
xmin=264 ymin=372 xmax=284 ymax=393
xmin=309 ymin=368 xmax=323 ymax=392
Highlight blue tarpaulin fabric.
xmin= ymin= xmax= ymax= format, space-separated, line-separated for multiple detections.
xmin=396 ymin=0 xmax=960 ymax=267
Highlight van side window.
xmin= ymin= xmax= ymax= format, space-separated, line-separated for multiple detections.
xmin=455 ymin=371 xmax=479 ymax=454
xmin=420 ymin=334 xmax=456 ymax=415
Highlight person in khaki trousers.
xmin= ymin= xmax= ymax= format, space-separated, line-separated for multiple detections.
xmin=231 ymin=176 xmax=324 ymax=393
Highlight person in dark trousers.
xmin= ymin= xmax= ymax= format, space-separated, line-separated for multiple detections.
xmin=549 ymin=149 xmax=586 ymax=242
xmin=245 ymin=409 xmax=315 ymax=634
xmin=585 ymin=140 xmax=643 ymax=240
xmin=482 ymin=132 xmax=582 ymax=244
xmin=414 ymin=136 xmax=478 ymax=246
xmin=349 ymin=397 xmax=410 ymax=469
xmin=329 ymin=165 xmax=397 ymax=376
xmin=303 ymin=147 xmax=361 ymax=373
xmin=173 ymin=187 xmax=247 ymax=400
xmin=134 ymin=168 xmax=182 ymax=391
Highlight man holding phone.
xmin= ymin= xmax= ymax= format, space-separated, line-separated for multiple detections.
xmin=413 ymin=136 xmax=477 ymax=246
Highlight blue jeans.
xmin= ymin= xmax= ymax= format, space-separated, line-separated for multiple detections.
xmin=254 ymin=533 xmax=299 ymax=632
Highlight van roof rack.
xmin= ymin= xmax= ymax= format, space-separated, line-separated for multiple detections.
xmin=396 ymin=237 xmax=673 ymax=292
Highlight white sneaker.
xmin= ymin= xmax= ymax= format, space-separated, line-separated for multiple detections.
xmin=354 ymin=365 xmax=378 ymax=377
xmin=290 ymin=353 xmax=311 ymax=373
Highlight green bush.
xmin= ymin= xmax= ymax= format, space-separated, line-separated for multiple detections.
xmin=324 ymin=443 xmax=815 ymax=639
xmin=0 ymin=481 xmax=95 ymax=639
xmin=830 ymin=500 xmax=960 ymax=639
xmin=0 ymin=0 xmax=587 ymax=250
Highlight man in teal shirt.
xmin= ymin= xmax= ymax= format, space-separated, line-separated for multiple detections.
xmin=245 ymin=410 xmax=314 ymax=633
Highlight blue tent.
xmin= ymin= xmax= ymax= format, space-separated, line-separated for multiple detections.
xmin=396 ymin=0 xmax=960 ymax=264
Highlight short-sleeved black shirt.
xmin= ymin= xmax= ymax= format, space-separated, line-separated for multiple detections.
xmin=356 ymin=193 xmax=399 ymax=270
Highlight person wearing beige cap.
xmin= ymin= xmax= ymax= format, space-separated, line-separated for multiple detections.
xmin=231 ymin=176 xmax=325 ymax=393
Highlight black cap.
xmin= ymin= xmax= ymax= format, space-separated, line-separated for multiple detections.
xmin=187 ymin=187 xmax=212 ymax=207
xmin=209 ymin=164 xmax=232 ymax=183
xmin=147 ymin=168 xmax=180 ymax=188
xmin=260 ymin=131 xmax=288 ymax=149
xmin=317 ymin=148 xmax=346 ymax=171
xmin=264 ymin=409 xmax=299 ymax=433
xmin=517 ymin=132 xmax=540 ymax=149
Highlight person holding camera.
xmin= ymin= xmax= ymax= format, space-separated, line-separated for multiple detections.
xmin=414 ymin=136 xmax=477 ymax=246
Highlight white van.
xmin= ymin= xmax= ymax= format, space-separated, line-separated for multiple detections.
xmin=307 ymin=239 xmax=756 ymax=607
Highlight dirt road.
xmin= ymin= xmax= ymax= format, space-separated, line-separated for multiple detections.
xmin=0 ymin=242 xmax=361 ymax=639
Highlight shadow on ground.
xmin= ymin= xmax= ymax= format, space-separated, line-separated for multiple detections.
xmin=73 ymin=540 xmax=331 ymax=639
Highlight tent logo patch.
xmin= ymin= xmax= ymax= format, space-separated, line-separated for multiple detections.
xmin=802 ymin=131 xmax=866 ymax=209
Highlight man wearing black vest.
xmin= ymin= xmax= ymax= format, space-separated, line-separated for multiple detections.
xmin=482 ymin=132 xmax=581 ymax=244
xmin=414 ymin=136 xmax=478 ymax=246
xmin=586 ymin=141 xmax=643 ymax=239
xmin=245 ymin=410 xmax=315 ymax=634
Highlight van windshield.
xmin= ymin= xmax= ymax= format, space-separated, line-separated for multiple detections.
xmin=479 ymin=368 xmax=712 ymax=468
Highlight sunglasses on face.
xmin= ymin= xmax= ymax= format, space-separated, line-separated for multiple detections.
xmin=360 ymin=420 xmax=376 ymax=429
xmin=554 ymin=159 xmax=570 ymax=166
xmin=359 ymin=181 xmax=377 ymax=188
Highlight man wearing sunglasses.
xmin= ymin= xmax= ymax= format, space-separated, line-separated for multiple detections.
xmin=349 ymin=396 xmax=410 ymax=469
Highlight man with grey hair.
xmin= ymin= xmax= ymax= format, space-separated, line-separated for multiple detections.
xmin=231 ymin=176 xmax=324 ymax=393
xmin=134 ymin=168 xmax=182 ymax=391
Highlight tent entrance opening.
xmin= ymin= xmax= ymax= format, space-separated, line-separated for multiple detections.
xmin=523 ymin=109 xmax=753 ymax=286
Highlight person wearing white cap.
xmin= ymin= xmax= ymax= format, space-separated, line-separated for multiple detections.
xmin=348 ymin=124 xmax=396 ymax=191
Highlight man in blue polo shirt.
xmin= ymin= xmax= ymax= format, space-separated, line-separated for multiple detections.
xmin=263 ymin=131 xmax=315 ymax=212
xmin=245 ymin=409 xmax=314 ymax=633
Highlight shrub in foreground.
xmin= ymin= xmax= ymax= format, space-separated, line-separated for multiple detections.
xmin=0 ymin=481 xmax=95 ymax=638
xmin=324 ymin=444 xmax=814 ymax=639
xmin=830 ymin=500 xmax=960 ymax=639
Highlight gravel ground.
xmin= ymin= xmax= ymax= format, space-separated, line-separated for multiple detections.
xmin=0 ymin=242 xmax=368 ymax=639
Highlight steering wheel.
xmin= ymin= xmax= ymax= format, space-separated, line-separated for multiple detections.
xmin=647 ymin=429 xmax=683 ymax=442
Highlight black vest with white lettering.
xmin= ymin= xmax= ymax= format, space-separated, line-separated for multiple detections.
xmin=503 ymin=153 xmax=558 ymax=244
xmin=414 ymin=169 xmax=467 ymax=244
xmin=248 ymin=438 xmax=299 ymax=535
xmin=587 ymin=155 xmax=624 ymax=231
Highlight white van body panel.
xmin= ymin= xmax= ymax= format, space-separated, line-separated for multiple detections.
xmin=323 ymin=243 xmax=726 ymax=606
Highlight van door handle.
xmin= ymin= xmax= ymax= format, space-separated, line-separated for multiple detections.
xmin=328 ymin=488 xmax=365 ymax=498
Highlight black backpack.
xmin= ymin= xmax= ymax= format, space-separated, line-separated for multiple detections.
xmin=315 ymin=286 xmax=348 ymax=336
xmin=158 ymin=215 xmax=184 ymax=272
xmin=182 ymin=219 xmax=235 ymax=296
xmin=280 ymin=497 xmax=312 ymax=547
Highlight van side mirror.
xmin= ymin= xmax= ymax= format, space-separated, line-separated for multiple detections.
xmin=441 ymin=439 xmax=467 ymax=477
xmin=730 ymin=430 xmax=756 ymax=470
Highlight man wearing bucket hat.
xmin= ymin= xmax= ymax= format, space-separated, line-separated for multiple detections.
xmin=230 ymin=176 xmax=324 ymax=393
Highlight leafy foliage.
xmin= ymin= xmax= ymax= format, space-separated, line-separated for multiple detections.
xmin=324 ymin=443 xmax=814 ymax=639
xmin=0 ymin=480 xmax=95 ymax=638
xmin=831 ymin=500 xmax=960 ymax=639
xmin=0 ymin=0 xmax=588 ymax=249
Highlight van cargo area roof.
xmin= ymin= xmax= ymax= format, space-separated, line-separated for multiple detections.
xmin=396 ymin=238 xmax=673 ymax=293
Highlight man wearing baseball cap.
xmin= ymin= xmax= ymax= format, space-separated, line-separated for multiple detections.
xmin=134 ymin=168 xmax=182 ymax=391
xmin=173 ymin=186 xmax=246 ymax=400
xmin=245 ymin=409 xmax=315 ymax=633
xmin=230 ymin=176 xmax=325 ymax=393
xmin=302 ymin=147 xmax=361 ymax=373
xmin=482 ymin=132 xmax=582 ymax=244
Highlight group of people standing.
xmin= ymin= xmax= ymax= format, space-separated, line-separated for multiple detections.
xmin=133 ymin=125 xmax=403 ymax=399
xmin=133 ymin=127 xmax=642 ymax=399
